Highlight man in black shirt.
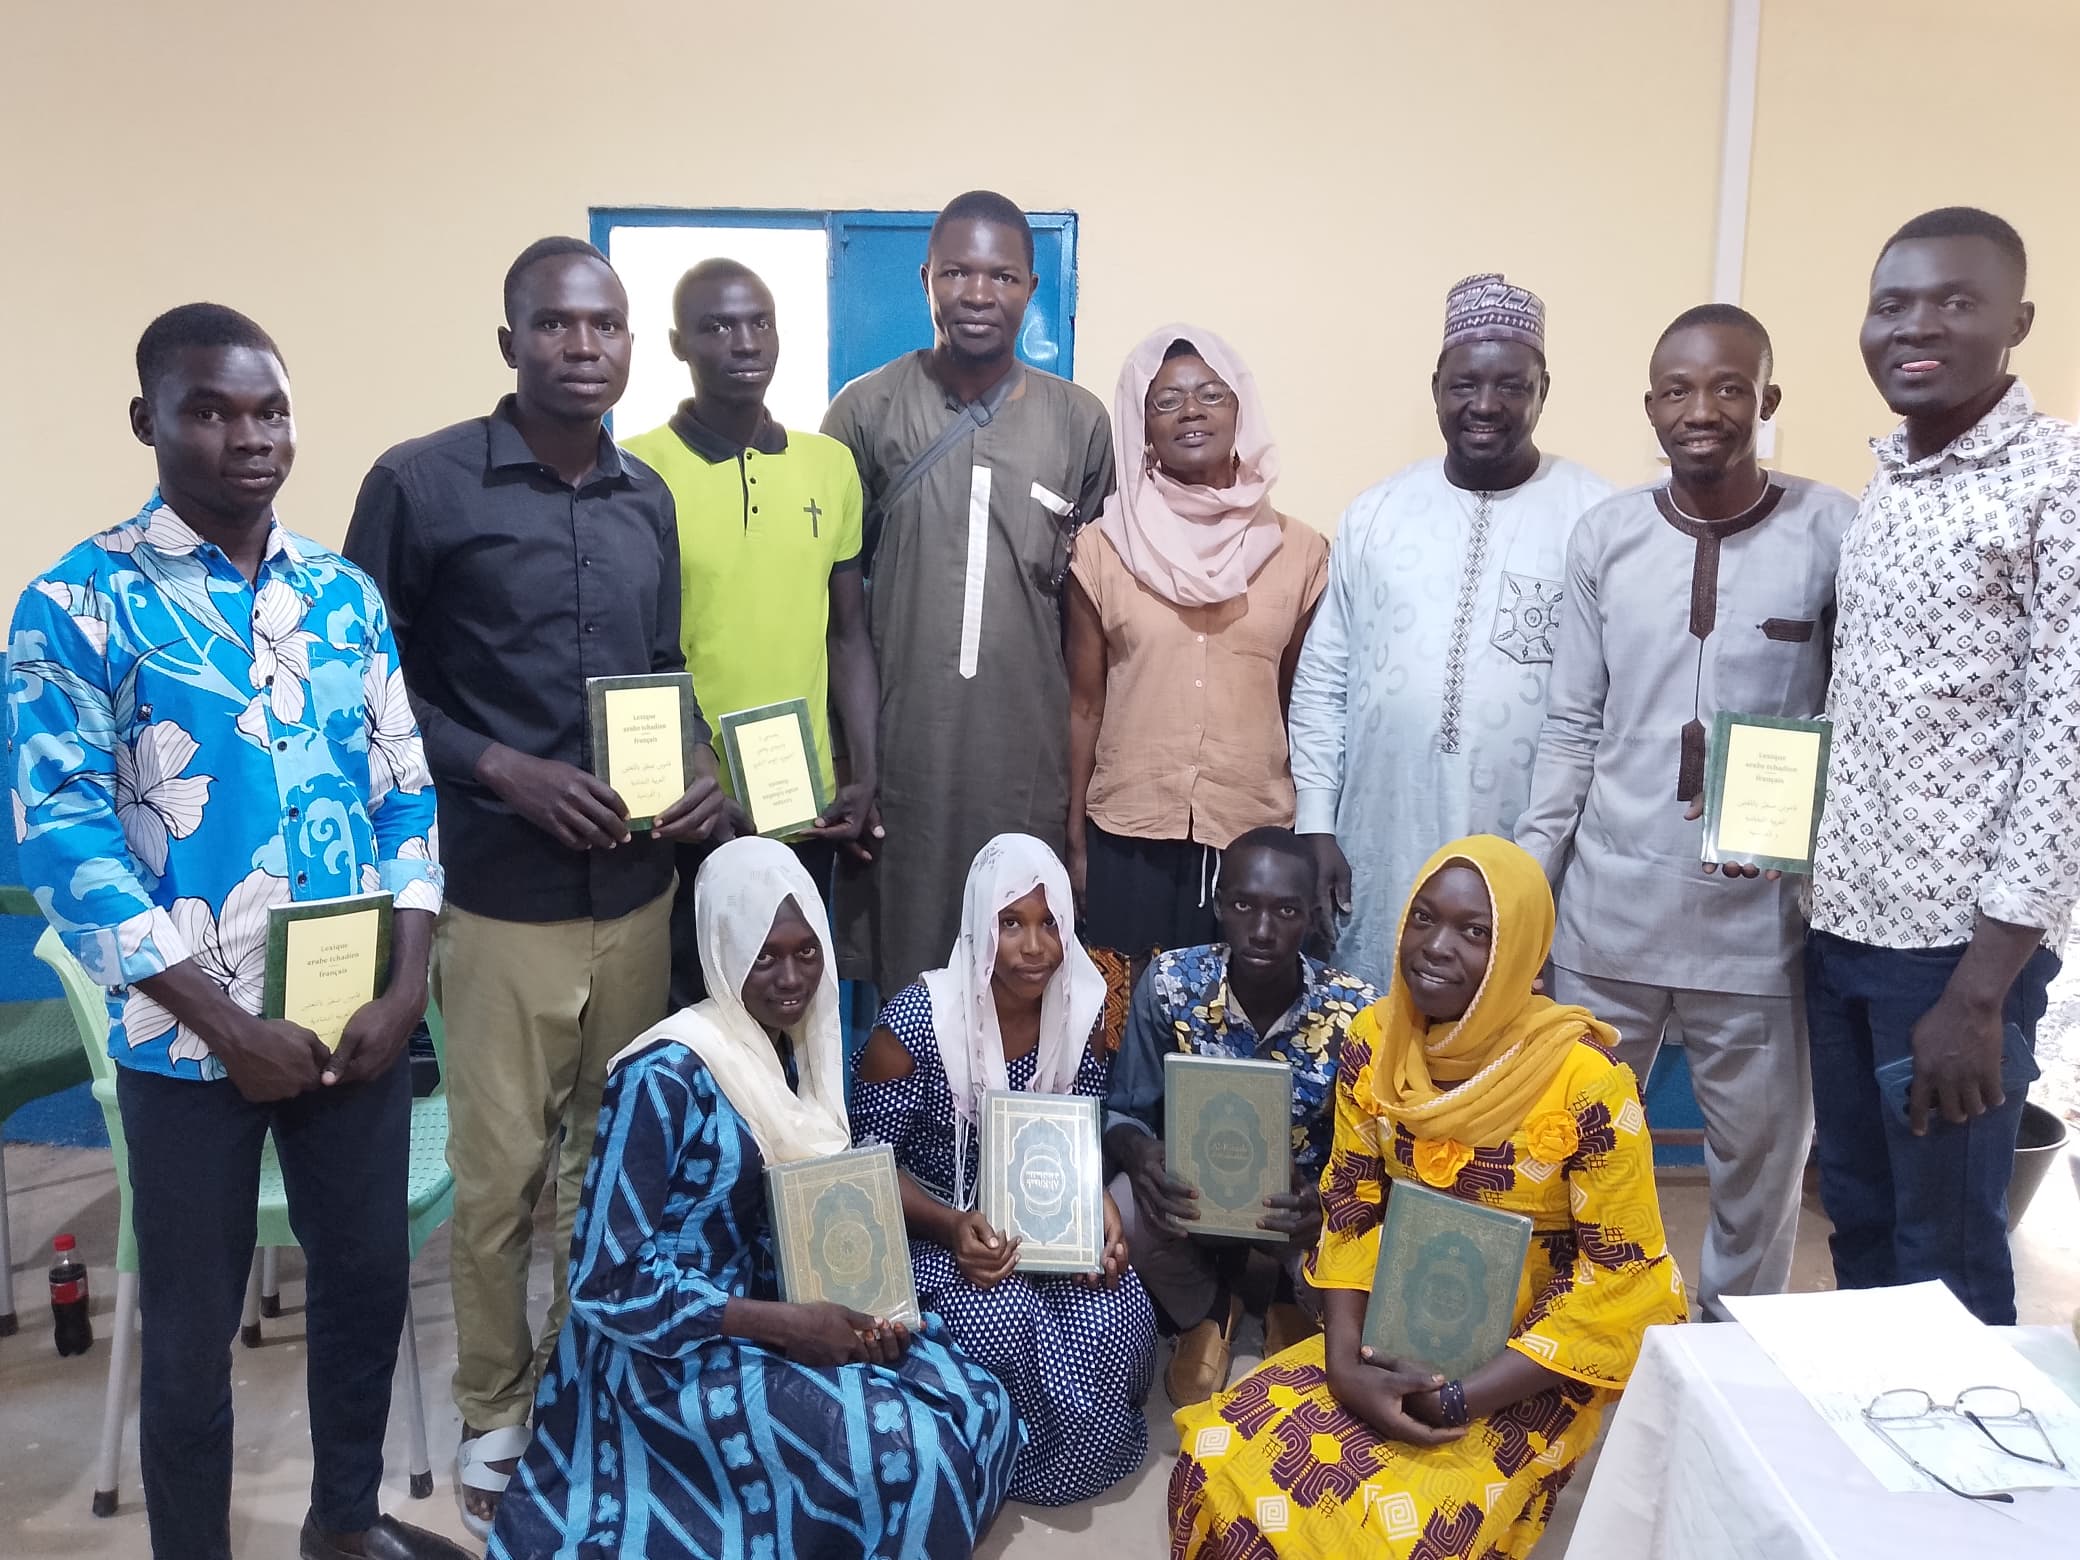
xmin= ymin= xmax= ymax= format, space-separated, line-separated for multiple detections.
xmin=344 ymin=236 xmax=730 ymax=1535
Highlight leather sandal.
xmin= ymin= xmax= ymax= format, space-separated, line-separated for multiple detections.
xmin=1165 ymin=1294 xmax=1243 ymax=1407
xmin=1262 ymin=1300 xmax=1319 ymax=1361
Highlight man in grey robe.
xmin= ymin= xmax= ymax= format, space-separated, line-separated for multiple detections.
xmin=1517 ymin=304 xmax=1853 ymax=1309
xmin=1289 ymin=274 xmax=1611 ymax=989
xmin=822 ymin=190 xmax=1113 ymax=994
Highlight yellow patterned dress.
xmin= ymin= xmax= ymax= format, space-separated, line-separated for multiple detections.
xmin=1169 ymin=1024 xmax=1688 ymax=1558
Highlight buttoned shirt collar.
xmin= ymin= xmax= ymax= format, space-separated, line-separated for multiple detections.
xmin=1873 ymin=378 xmax=2036 ymax=476
xmin=105 ymin=493 xmax=306 ymax=574
xmin=485 ymin=394 xmax=629 ymax=486
xmin=667 ymin=398 xmax=789 ymax=463
xmin=1202 ymin=945 xmax=1325 ymax=1050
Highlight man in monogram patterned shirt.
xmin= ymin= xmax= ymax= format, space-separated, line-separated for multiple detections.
xmin=1806 ymin=207 xmax=2080 ymax=1325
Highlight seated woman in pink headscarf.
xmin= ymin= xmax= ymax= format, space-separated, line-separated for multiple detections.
xmin=1065 ymin=326 xmax=1329 ymax=960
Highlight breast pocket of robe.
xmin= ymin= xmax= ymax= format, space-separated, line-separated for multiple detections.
xmin=1717 ymin=614 xmax=1826 ymax=715
xmin=1489 ymin=572 xmax=1563 ymax=665
xmin=1024 ymin=479 xmax=1082 ymax=597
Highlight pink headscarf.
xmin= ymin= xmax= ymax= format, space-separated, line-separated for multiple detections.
xmin=1093 ymin=323 xmax=1283 ymax=607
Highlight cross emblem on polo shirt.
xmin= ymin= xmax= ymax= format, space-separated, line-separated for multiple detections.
xmin=803 ymin=498 xmax=822 ymax=536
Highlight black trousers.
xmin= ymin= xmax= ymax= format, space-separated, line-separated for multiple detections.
xmin=670 ymin=837 xmax=838 ymax=1007
xmin=117 ymin=1057 xmax=410 ymax=1560
xmin=1079 ymin=823 xmax=1222 ymax=960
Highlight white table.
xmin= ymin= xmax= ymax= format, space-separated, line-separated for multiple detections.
xmin=1565 ymin=1322 xmax=2080 ymax=1559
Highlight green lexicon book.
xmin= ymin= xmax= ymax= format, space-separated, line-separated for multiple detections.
xmin=980 ymin=1090 xmax=1103 ymax=1274
xmin=263 ymin=892 xmax=393 ymax=1053
xmin=1162 ymin=1053 xmax=1291 ymax=1242
xmin=765 ymin=1143 xmax=921 ymax=1327
xmin=1363 ymin=1179 xmax=1533 ymax=1379
xmin=584 ymin=671 xmax=702 ymax=832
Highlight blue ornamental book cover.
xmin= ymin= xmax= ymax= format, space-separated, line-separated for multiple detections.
xmin=980 ymin=1089 xmax=1103 ymax=1273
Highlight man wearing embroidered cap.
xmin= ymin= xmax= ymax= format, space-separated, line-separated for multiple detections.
xmin=1288 ymin=274 xmax=1613 ymax=989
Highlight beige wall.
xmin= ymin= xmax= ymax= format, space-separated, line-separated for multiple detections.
xmin=3 ymin=1 xmax=2074 ymax=607
xmin=1746 ymin=0 xmax=2080 ymax=492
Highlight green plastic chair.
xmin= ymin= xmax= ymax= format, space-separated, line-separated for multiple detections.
xmin=34 ymin=925 xmax=453 ymax=1514
xmin=0 ymin=885 xmax=95 ymax=1336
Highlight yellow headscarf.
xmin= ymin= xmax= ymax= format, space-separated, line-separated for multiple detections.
xmin=1353 ymin=834 xmax=1617 ymax=1147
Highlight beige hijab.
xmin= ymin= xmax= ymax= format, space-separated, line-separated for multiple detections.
xmin=611 ymin=837 xmax=850 ymax=1164
xmin=1093 ymin=322 xmax=1283 ymax=606
xmin=922 ymin=833 xmax=1106 ymax=1208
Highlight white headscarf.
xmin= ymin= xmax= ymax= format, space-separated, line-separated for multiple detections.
xmin=921 ymin=833 xmax=1107 ymax=1207
xmin=610 ymin=837 xmax=850 ymax=1165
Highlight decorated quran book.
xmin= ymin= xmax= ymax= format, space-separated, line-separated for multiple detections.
xmin=980 ymin=1090 xmax=1103 ymax=1274
xmin=764 ymin=1143 xmax=921 ymax=1327
xmin=262 ymin=893 xmax=393 ymax=1052
xmin=1162 ymin=1053 xmax=1291 ymax=1241
xmin=1362 ymin=1180 xmax=1533 ymax=1379
xmin=584 ymin=672 xmax=701 ymax=831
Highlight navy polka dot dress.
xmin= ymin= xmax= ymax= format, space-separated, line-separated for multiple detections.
xmin=852 ymin=981 xmax=1159 ymax=1507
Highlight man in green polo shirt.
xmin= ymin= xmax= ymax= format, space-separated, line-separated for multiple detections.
xmin=623 ymin=258 xmax=879 ymax=1002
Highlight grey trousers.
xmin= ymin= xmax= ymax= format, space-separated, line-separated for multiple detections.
xmin=1551 ymin=967 xmax=1811 ymax=1310
xmin=1109 ymin=1173 xmax=1317 ymax=1330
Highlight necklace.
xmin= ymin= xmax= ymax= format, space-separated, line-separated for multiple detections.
xmin=1663 ymin=473 xmax=1772 ymax=526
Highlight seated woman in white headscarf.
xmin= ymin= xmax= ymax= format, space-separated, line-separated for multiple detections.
xmin=490 ymin=838 xmax=1021 ymax=1560
xmin=852 ymin=833 xmax=1159 ymax=1507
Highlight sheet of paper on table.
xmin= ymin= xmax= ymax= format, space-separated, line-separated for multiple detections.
xmin=1722 ymin=1282 xmax=2080 ymax=1496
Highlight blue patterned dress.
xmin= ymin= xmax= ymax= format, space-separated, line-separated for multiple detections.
xmin=490 ymin=1040 xmax=1022 ymax=1560
xmin=852 ymin=982 xmax=1158 ymax=1507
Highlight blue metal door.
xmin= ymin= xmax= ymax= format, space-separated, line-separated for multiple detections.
xmin=826 ymin=211 xmax=1078 ymax=396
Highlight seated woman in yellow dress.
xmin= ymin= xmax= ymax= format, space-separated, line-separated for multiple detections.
xmin=1169 ymin=835 xmax=1689 ymax=1558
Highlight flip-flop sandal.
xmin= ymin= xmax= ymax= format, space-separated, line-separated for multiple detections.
xmin=454 ymin=1423 xmax=532 ymax=1540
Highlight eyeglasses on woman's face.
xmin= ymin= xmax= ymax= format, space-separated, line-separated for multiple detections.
xmin=1147 ymin=382 xmax=1234 ymax=415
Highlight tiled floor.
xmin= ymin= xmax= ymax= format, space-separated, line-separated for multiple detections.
xmin=4 ymin=1144 xmax=2076 ymax=1559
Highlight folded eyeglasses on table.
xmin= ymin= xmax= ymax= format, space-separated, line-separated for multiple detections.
xmin=1862 ymin=1385 xmax=2069 ymax=1503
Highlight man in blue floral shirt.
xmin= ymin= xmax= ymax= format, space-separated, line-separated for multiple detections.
xmin=1102 ymin=827 xmax=1376 ymax=1407
xmin=6 ymin=305 xmax=460 ymax=1560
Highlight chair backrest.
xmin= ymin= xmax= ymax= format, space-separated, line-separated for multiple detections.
xmin=33 ymin=925 xmax=138 ymax=1272
xmin=33 ymin=926 xmax=115 ymax=1088
xmin=422 ymin=996 xmax=448 ymax=1092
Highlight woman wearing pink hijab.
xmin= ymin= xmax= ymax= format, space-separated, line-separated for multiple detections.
xmin=1066 ymin=325 xmax=1328 ymax=960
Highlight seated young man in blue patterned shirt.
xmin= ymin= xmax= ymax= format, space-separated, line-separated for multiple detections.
xmin=1102 ymin=826 xmax=1377 ymax=1408
xmin=5 ymin=304 xmax=461 ymax=1560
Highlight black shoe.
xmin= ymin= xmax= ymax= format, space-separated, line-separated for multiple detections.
xmin=299 ymin=1512 xmax=475 ymax=1560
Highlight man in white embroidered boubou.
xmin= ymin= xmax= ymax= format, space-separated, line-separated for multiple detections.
xmin=1287 ymin=273 xmax=1612 ymax=990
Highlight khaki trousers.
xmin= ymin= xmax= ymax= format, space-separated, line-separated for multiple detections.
xmin=434 ymin=889 xmax=671 ymax=1430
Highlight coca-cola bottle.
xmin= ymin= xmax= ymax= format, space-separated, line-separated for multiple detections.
xmin=50 ymin=1233 xmax=92 ymax=1357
